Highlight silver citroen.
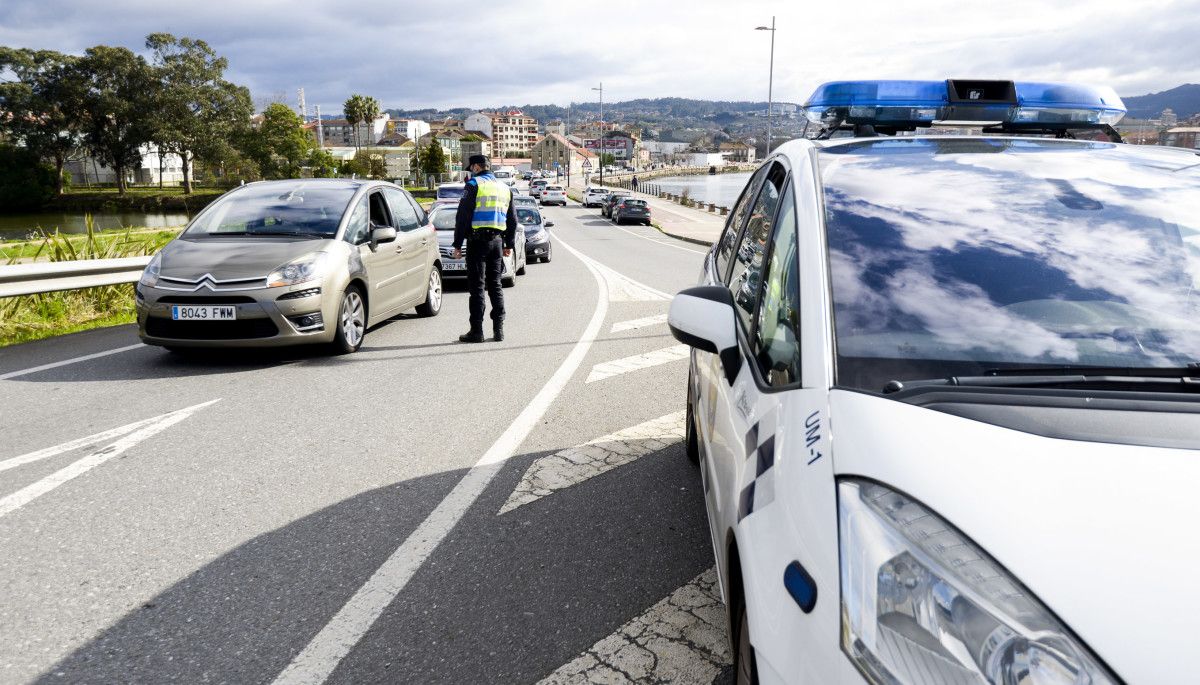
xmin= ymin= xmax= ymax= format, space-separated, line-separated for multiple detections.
xmin=136 ymin=179 xmax=443 ymax=353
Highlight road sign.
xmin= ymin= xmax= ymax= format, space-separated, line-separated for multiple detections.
xmin=582 ymin=159 xmax=593 ymax=169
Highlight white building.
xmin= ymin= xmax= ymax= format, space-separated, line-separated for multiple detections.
xmin=64 ymin=144 xmax=186 ymax=186
xmin=465 ymin=110 xmax=539 ymax=158
xmin=321 ymin=114 xmax=391 ymax=147
xmin=389 ymin=118 xmax=430 ymax=142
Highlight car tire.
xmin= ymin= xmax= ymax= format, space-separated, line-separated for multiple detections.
xmin=331 ymin=285 xmax=366 ymax=354
xmin=686 ymin=378 xmax=700 ymax=465
xmin=516 ymin=254 xmax=527 ymax=276
xmin=734 ymin=599 xmax=758 ymax=685
xmin=543 ymin=244 xmax=552 ymax=263
xmin=415 ymin=268 xmax=442 ymax=317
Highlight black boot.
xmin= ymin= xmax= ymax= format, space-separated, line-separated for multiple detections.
xmin=492 ymin=322 xmax=504 ymax=342
xmin=459 ymin=328 xmax=484 ymax=343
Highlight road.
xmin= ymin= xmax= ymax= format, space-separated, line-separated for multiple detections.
xmin=0 ymin=191 xmax=733 ymax=684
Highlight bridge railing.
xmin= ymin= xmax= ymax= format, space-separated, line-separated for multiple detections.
xmin=0 ymin=257 xmax=152 ymax=298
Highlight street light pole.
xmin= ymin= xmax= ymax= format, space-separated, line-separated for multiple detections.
xmin=592 ymin=83 xmax=603 ymax=187
xmin=755 ymin=17 xmax=776 ymax=156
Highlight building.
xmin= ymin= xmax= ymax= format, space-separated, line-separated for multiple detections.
xmin=719 ymin=141 xmax=757 ymax=164
xmin=386 ymin=118 xmax=430 ymax=142
xmin=582 ymin=129 xmax=639 ymax=165
xmin=321 ymin=114 xmax=390 ymax=147
xmin=64 ymin=144 xmax=185 ymax=186
xmin=545 ymin=120 xmax=566 ymax=136
xmin=530 ymin=133 xmax=595 ymax=179
xmin=1161 ymin=127 xmax=1200 ymax=149
xmin=641 ymin=141 xmax=690 ymax=165
xmin=466 ymin=110 xmax=539 ymax=158
xmin=459 ymin=133 xmax=493 ymax=165
xmin=1161 ymin=109 xmax=1179 ymax=127
xmin=417 ymin=129 xmax=465 ymax=172
xmin=575 ymin=120 xmax=621 ymax=137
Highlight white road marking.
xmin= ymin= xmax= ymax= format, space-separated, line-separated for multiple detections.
xmin=590 ymin=258 xmax=669 ymax=302
xmin=613 ymin=224 xmax=708 ymax=255
xmin=499 ymin=412 xmax=685 ymax=515
xmin=539 ymin=568 xmax=731 ymax=684
xmin=611 ymin=314 xmax=669 ymax=334
xmin=0 ymin=343 xmax=143 ymax=381
xmin=0 ymin=412 xmax=176 ymax=474
xmin=0 ymin=400 xmax=219 ymax=519
xmin=586 ymin=344 xmax=691 ymax=384
xmin=272 ymin=234 xmax=611 ymax=685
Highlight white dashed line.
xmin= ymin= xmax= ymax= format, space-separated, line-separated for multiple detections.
xmin=539 ymin=568 xmax=731 ymax=684
xmin=0 ymin=344 xmax=143 ymax=381
xmin=499 ymin=412 xmax=685 ymax=515
xmin=585 ymin=344 xmax=691 ymax=384
xmin=611 ymin=314 xmax=669 ymax=334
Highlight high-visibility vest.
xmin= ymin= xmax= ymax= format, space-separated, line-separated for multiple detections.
xmin=471 ymin=175 xmax=511 ymax=231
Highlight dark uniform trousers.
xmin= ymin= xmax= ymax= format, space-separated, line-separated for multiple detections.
xmin=466 ymin=231 xmax=505 ymax=327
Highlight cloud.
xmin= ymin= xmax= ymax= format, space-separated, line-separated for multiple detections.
xmin=1 ymin=0 xmax=1196 ymax=112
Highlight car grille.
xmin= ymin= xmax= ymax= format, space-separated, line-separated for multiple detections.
xmin=439 ymin=246 xmax=457 ymax=258
xmin=157 ymin=295 xmax=257 ymax=304
xmin=145 ymin=317 xmax=279 ymax=340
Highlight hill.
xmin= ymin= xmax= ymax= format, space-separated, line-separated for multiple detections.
xmin=1123 ymin=84 xmax=1200 ymax=120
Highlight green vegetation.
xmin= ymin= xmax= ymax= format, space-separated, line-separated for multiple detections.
xmin=0 ymin=145 xmax=58 ymax=211
xmin=343 ymin=94 xmax=382 ymax=152
xmin=1 ymin=218 xmax=175 ymax=346
xmin=50 ymin=185 xmax=224 ymax=212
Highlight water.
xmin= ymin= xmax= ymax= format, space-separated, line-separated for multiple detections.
xmin=645 ymin=172 xmax=753 ymax=209
xmin=0 ymin=211 xmax=191 ymax=241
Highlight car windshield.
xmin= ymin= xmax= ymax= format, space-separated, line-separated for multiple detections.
xmin=429 ymin=208 xmax=457 ymax=231
xmin=820 ymin=138 xmax=1200 ymax=391
xmin=438 ymin=186 xmax=464 ymax=200
xmin=184 ymin=182 xmax=357 ymax=237
xmin=517 ymin=209 xmax=542 ymax=225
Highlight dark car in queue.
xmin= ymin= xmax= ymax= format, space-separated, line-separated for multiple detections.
xmin=429 ymin=204 xmax=526 ymax=287
xmin=135 ymin=179 xmax=443 ymax=354
xmin=600 ymin=190 xmax=632 ymax=218
xmin=611 ymin=197 xmax=651 ymax=225
xmin=517 ymin=206 xmax=554 ymax=263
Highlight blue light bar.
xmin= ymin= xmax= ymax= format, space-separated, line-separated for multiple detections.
xmin=803 ymin=80 xmax=1126 ymax=131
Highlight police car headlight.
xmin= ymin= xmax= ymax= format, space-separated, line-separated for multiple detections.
xmin=268 ymin=252 xmax=329 ymax=288
xmin=838 ymin=480 xmax=1116 ymax=685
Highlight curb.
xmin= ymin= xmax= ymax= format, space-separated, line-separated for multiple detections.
xmin=652 ymin=223 xmax=715 ymax=248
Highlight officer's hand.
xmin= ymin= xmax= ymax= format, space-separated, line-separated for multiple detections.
xmin=503 ymin=248 xmax=513 ymax=258
xmin=453 ymin=248 xmax=462 ymax=260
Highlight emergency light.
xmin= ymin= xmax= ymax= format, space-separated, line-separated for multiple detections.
xmin=803 ymin=79 xmax=1126 ymax=133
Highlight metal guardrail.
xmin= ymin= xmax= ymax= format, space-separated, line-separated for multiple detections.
xmin=0 ymin=256 xmax=152 ymax=298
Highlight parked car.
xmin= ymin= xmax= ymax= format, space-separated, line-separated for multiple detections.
xmin=529 ymin=179 xmax=549 ymax=198
xmin=429 ymin=204 xmax=525 ymax=286
xmin=582 ymin=186 xmax=611 ymax=208
xmin=434 ymin=182 xmax=465 ymax=208
xmin=600 ymin=190 xmax=632 ymax=218
xmin=517 ymin=206 xmax=554 ymax=263
xmin=521 ymin=171 xmax=533 ymax=181
xmin=611 ymin=197 xmax=651 ymax=225
xmin=539 ymin=185 xmax=567 ymax=206
xmin=136 ymin=179 xmax=442 ymax=354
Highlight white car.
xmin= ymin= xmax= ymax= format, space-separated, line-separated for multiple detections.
xmin=582 ymin=186 xmax=610 ymax=208
xmin=669 ymin=79 xmax=1200 ymax=685
xmin=539 ymin=185 xmax=566 ymax=206
xmin=494 ymin=167 xmax=518 ymax=187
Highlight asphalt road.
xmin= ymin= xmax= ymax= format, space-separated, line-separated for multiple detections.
xmin=0 ymin=190 xmax=733 ymax=684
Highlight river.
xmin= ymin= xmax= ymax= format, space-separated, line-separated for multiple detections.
xmin=0 ymin=211 xmax=191 ymax=241
xmin=644 ymin=172 xmax=753 ymax=209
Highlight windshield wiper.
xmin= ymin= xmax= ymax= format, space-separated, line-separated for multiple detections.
xmin=883 ymin=365 xmax=1200 ymax=394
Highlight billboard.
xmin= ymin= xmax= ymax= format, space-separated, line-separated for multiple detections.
xmin=584 ymin=138 xmax=630 ymax=152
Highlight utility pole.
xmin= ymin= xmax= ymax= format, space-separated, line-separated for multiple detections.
xmin=755 ymin=17 xmax=776 ymax=155
xmin=297 ymin=88 xmax=307 ymax=122
xmin=315 ymin=105 xmax=324 ymax=147
xmin=592 ymin=82 xmax=603 ymax=187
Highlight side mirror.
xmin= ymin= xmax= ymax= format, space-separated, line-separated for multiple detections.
xmin=371 ymin=224 xmax=397 ymax=246
xmin=669 ymin=286 xmax=741 ymax=384
xmin=544 ymin=221 xmax=554 ymax=228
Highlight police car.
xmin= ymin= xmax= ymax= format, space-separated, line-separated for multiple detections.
xmin=668 ymin=80 xmax=1200 ymax=685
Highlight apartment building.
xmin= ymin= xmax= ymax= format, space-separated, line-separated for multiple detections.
xmin=465 ymin=110 xmax=539 ymax=158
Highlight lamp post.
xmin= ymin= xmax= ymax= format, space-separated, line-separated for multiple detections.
xmin=592 ymin=82 xmax=603 ymax=187
xmin=755 ymin=17 xmax=776 ymax=156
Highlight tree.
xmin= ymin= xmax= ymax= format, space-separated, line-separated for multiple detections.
xmin=599 ymin=153 xmax=616 ymax=168
xmin=145 ymin=33 xmax=254 ymax=194
xmin=72 ymin=46 xmax=157 ymax=194
xmin=307 ymin=147 xmax=338 ymax=178
xmin=342 ymin=94 xmax=381 ymax=152
xmin=421 ymin=141 xmax=446 ymax=178
xmin=0 ymin=48 xmax=84 ymax=194
xmin=244 ymin=103 xmax=313 ymax=179
xmin=0 ymin=143 xmax=57 ymax=210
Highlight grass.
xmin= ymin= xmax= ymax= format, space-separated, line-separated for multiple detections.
xmin=1 ymin=217 xmax=176 ymax=347
xmin=1 ymin=227 xmax=181 ymax=261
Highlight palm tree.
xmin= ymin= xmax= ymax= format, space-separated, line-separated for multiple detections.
xmin=343 ymin=94 xmax=363 ymax=152
xmin=360 ymin=95 xmax=381 ymax=149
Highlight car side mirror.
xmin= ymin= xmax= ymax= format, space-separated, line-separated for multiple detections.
xmin=371 ymin=224 xmax=397 ymax=246
xmin=669 ymin=286 xmax=741 ymax=385
xmin=544 ymin=221 xmax=554 ymax=228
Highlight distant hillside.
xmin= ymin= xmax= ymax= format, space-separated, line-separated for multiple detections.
xmin=386 ymin=97 xmax=798 ymax=124
xmin=1123 ymin=84 xmax=1200 ymax=119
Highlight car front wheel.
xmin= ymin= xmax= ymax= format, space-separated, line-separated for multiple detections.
xmin=734 ymin=600 xmax=758 ymax=685
xmin=331 ymin=286 xmax=366 ymax=354
xmin=415 ymin=268 xmax=442 ymax=317
xmin=686 ymin=377 xmax=700 ymax=464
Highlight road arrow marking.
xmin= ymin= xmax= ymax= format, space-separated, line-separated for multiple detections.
xmin=499 ymin=412 xmax=685 ymax=515
xmin=539 ymin=568 xmax=731 ymax=684
xmin=611 ymin=314 xmax=669 ymax=334
xmin=0 ymin=400 xmax=219 ymax=519
xmin=588 ymin=260 xmax=670 ymax=302
xmin=585 ymin=344 xmax=690 ymax=383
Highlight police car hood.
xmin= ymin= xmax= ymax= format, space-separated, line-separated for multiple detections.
xmin=829 ymin=389 xmax=1200 ymax=684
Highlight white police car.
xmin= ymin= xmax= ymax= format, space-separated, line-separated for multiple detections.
xmin=669 ymin=80 xmax=1200 ymax=685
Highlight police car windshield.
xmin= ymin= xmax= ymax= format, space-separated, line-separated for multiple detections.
xmin=819 ymin=138 xmax=1200 ymax=391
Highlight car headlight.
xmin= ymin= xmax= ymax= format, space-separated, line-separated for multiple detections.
xmin=268 ymin=252 xmax=329 ymax=288
xmin=839 ymin=480 xmax=1117 ymax=685
xmin=139 ymin=252 xmax=162 ymax=287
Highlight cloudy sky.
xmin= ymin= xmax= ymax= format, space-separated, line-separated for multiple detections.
xmin=2 ymin=0 xmax=1197 ymax=113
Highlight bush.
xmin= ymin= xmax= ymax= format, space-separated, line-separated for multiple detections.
xmin=0 ymin=144 xmax=57 ymax=212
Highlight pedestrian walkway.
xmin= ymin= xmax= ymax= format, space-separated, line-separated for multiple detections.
xmin=565 ymin=180 xmax=724 ymax=246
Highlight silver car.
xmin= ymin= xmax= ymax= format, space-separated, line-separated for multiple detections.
xmin=428 ymin=204 xmax=525 ymax=286
xmin=136 ymin=179 xmax=443 ymax=354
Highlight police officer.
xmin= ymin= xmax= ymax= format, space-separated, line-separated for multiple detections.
xmin=453 ymin=154 xmax=517 ymax=343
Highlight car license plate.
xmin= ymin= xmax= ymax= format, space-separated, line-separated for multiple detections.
xmin=444 ymin=262 xmax=466 ymax=271
xmin=172 ymin=305 xmax=237 ymax=320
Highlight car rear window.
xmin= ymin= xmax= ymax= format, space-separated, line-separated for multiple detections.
xmin=547 ymin=186 xmax=563 ymax=191
xmin=623 ymin=199 xmax=647 ymax=207
xmin=429 ymin=208 xmax=457 ymax=230
xmin=437 ymin=186 xmax=464 ymax=200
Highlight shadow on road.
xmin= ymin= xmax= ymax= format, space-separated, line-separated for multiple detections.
xmin=35 ymin=441 xmax=716 ymax=684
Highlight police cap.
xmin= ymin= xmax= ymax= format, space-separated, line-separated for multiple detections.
xmin=467 ymin=154 xmax=490 ymax=169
